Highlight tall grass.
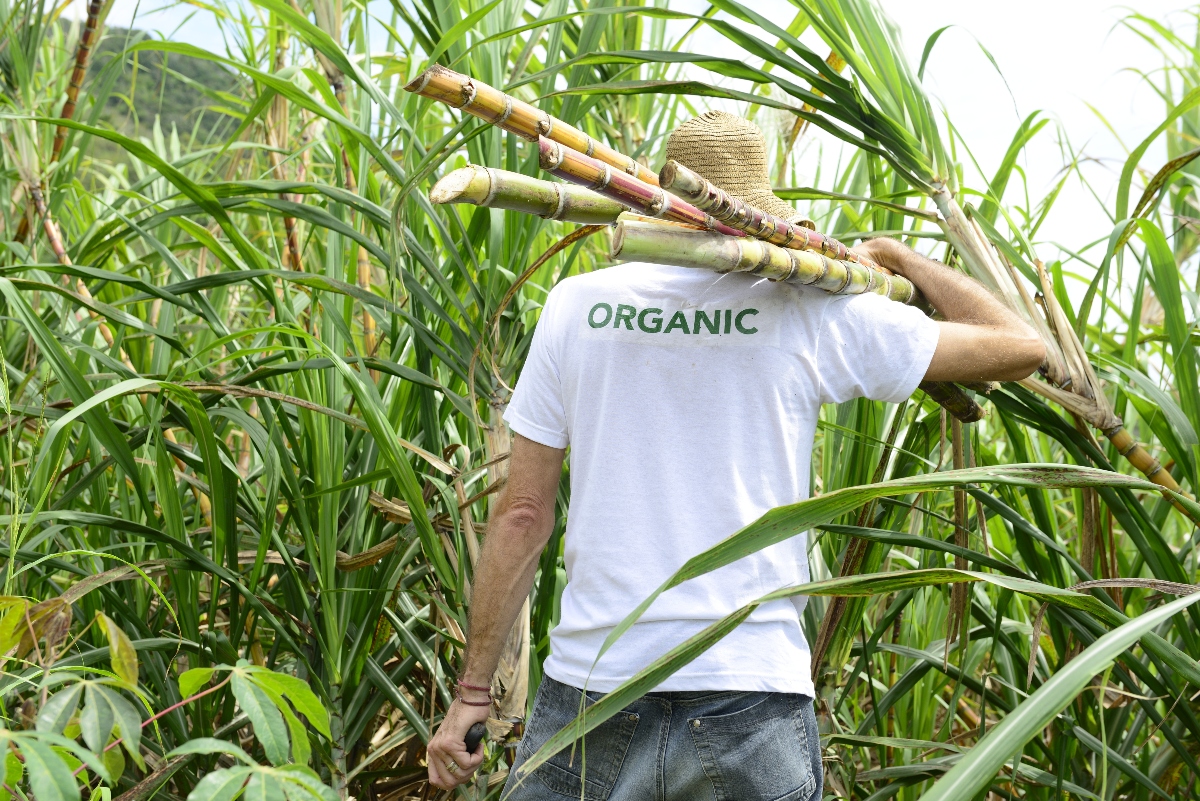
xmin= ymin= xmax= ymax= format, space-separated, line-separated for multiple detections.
xmin=0 ymin=0 xmax=1196 ymax=799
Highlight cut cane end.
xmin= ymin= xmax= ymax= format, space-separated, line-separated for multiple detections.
xmin=610 ymin=223 xmax=627 ymax=260
xmin=429 ymin=166 xmax=487 ymax=205
xmin=659 ymin=159 xmax=679 ymax=188
xmin=404 ymin=64 xmax=451 ymax=94
xmin=537 ymin=138 xmax=564 ymax=170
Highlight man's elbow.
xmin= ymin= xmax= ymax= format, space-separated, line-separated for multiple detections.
xmin=1000 ymin=332 xmax=1046 ymax=381
xmin=493 ymin=494 xmax=555 ymax=544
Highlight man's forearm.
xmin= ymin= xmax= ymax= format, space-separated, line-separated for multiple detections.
xmin=459 ymin=513 xmax=548 ymax=685
xmin=866 ymin=237 xmax=1017 ymax=326
xmin=459 ymin=435 xmax=564 ymax=687
xmin=859 ymin=237 xmax=1046 ymax=382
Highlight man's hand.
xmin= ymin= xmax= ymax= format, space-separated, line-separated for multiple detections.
xmin=427 ymin=697 xmax=490 ymax=789
xmin=856 ymin=237 xmax=1046 ymax=383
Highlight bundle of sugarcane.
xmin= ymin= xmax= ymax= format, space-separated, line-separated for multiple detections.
xmin=431 ymin=167 xmax=920 ymax=305
xmin=537 ymin=138 xmax=897 ymax=279
xmin=407 ymin=69 xmax=892 ymax=274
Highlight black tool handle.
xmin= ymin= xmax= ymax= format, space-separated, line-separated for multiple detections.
xmin=464 ymin=721 xmax=487 ymax=754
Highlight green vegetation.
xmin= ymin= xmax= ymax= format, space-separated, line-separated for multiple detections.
xmin=0 ymin=0 xmax=1196 ymax=799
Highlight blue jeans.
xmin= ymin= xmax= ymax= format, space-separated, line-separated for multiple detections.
xmin=502 ymin=676 xmax=823 ymax=801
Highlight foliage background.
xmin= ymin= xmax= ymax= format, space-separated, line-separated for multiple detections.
xmin=0 ymin=0 xmax=1197 ymax=799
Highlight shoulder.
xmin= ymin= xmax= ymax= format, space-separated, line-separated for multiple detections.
xmin=543 ymin=262 xmax=672 ymax=309
xmin=552 ymin=263 xmax=652 ymax=294
xmin=821 ymin=291 xmax=920 ymax=325
xmin=818 ymin=292 xmax=937 ymax=351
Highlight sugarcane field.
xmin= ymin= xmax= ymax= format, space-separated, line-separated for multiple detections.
xmin=2 ymin=0 xmax=1200 ymax=797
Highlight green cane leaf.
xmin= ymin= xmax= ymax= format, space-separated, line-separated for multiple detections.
xmin=921 ymin=590 xmax=1200 ymax=800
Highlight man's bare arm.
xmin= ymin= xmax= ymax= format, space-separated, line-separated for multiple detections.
xmin=856 ymin=237 xmax=1046 ymax=382
xmin=427 ymin=433 xmax=565 ymax=790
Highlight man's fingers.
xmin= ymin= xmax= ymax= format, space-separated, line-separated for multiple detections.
xmin=429 ymin=757 xmax=457 ymax=789
xmin=445 ymin=742 xmax=484 ymax=769
xmin=427 ymin=742 xmax=459 ymax=788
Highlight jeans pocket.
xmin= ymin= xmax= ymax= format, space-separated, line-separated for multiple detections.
xmin=516 ymin=680 xmax=640 ymax=801
xmin=689 ymin=693 xmax=816 ymax=801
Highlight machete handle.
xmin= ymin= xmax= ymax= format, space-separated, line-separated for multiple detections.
xmin=465 ymin=721 xmax=487 ymax=754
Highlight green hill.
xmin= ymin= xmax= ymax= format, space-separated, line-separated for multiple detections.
xmin=82 ymin=26 xmax=239 ymax=149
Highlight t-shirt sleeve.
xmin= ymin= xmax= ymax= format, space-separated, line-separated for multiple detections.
xmin=816 ymin=292 xmax=940 ymax=405
xmin=503 ymin=288 xmax=569 ymax=449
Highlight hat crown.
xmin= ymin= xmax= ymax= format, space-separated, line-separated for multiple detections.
xmin=664 ymin=111 xmax=799 ymax=223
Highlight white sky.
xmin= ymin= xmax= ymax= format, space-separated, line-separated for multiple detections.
xmin=76 ymin=0 xmax=1195 ymax=280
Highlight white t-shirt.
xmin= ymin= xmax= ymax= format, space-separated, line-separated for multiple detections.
xmin=504 ymin=262 xmax=939 ymax=695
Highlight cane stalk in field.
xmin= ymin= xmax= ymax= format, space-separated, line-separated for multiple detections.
xmin=50 ymin=0 xmax=109 ymax=164
xmin=311 ymin=0 xmax=375 ymax=362
xmin=265 ymin=23 xmax=303 ymax=272
xmin=11 ymin=0 xmax=110 ymax=246
xmin=3 ymin=137 xmax=132 ymax=370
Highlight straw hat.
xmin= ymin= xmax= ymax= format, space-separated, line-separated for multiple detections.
xmin=664 ymin=110 xmax=808 ymax=225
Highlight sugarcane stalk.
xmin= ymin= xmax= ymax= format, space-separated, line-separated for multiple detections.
xmin=612 ymin=218 xmax=916 ymax=303
xmin=660 ymin=159 xmax=890 ymax=276
xmin=430 ymin=165 xmax=627 ymax=224
xmin=931 ymin=187 xmax=1070 ymax=386
xmin=28 ymin=183 xmax=134 ymax=370
xmin=11 ymin=0 xmax=110 ymax=246
xmin=304 ymin=0 xmax=375 ymax=368
xmin=947 ymin=416 xmax=969 ymax=652
xmin=51 ymin=0 xmax=109 ymax=164
xmin=266 ymin=29 xmax=303 ymax=273
xmin=1102 ymin=424 xmax=1185 ymax=494
xmin=931 ymin=188 xmax=1188 ymax=499
xmin=405 ymin=64 xmax=658 ymax=186
xmin=918 ymin=380 xmax=985 ymax=423
xmin=540 ymin=137 xmax=744 ymax=236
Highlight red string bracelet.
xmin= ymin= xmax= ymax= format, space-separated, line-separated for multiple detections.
xmin=456 ymin=691 xmax=492 ymax=707
xmin=457 ymin=679 xmax=492 ymax=693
